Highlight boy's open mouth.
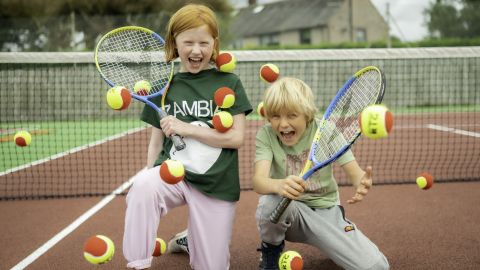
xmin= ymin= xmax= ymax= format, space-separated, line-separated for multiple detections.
xmin=280 ymin=130 xmax=295 ymax=140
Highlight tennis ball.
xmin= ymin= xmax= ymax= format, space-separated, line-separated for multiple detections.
xmin=257 ymin=102 xmax=266 ymax=118
xmin=83 ymin=235 xmax=115 ymax=265
xmin=279 ymin=250 xmax=303 ymax=270
xmin=416 ymin=172 xmax=434 ymax=190
xmin=160 ymin=159 xmax=185 ymax=185
xmin=106 ymin=86 xmax=131 ymax=110
xmin=260 ymin=63 xmax=280 ymax=83
xmin=14 ymin=130 xmax=32 ymax=147
xmin=133 ymin=80 xmax=152 ymax=96
xmin=214 ymin=87 xmax=235 ymax=109
xmin=359 ymin=104 xmax=393 ymax=139
xmin=152 ymin=237 xmax=167 ymax=257
xmin=215 ymin=52 xmax=237 ymax=73
xmin=212 ymin=111 xmax=234 ymax=133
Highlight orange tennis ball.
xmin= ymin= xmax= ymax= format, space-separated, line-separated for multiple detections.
xmin=160 ymin=159 xmax=185 ymax=184
xmin=214 ymin=87 xmax=235 ymax=109
xmin=152 ymin=237 xmax=167 ymax=257
xmin=260 ymin=63 xmax=280 ymax=83
xmin=83 ymin=235 xmax=115 ymax=265
xmin=215 ymin=52 xmax=237 ymax=73
xmin=359 ymin=104 xmax=393 ymax=139
xmin=106 ymin=86 xmax=131 ymax=110
xmin=14 ymin=130 xmax=32 ymax=147
xmin=257 ymin=102 xmax=266 ymax=118
xmin=416 ymin=172 xmax=434 ymax=190
xmin=133 ymin=80 xmax=152 ymax=96
xmin=279 ymin=250 xmax=303 ymax=270
xmin=212 ymin=111 xmax=234 ymax=133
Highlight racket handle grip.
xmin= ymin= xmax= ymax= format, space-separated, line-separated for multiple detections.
xmin=171 ymin=134 xmax=186 ymax=151
xmin=269 ymin=197 xmax=292 ymax=224
xmin=157 ymin=110 xmax=186 ymax=151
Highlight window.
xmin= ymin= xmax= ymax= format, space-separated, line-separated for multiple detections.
xmin=259 ymin=34 xmax=279 ymax=46
xmin=356 ymin=28 xmax=367 ymax=42
xmin=299 ymin=29 xmax=311 ymax=44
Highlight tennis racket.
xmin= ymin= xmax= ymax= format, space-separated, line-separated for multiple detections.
xmin=94 ymin=26 xmax=186 ymax=151
xmin=269 ymin=66 xmax=386 ymax=224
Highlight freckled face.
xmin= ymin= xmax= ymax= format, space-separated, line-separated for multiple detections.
xmin=269 ymin=111 xmax=308 ymax=146
xmin=175 ymin=25 xmax=215 ymax=73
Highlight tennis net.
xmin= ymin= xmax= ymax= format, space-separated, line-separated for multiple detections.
xmin=1 ymin=47 xmax=479 ymax=199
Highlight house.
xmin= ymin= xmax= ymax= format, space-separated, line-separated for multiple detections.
xmin=230 ymin=0 xmax=388 ymax=48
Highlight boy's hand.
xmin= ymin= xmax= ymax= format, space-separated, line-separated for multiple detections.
xmin=277 ymin=175 xmax=306 ymax=200
xmin=347 ymin=166 xmax=373 ymax=204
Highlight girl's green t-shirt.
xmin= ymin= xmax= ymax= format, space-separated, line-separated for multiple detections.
xmin=141 ymin=68 xmax=252 ymax=202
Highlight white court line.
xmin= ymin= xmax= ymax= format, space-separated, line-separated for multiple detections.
xmin=427 ymin=124 xmax=454 ymax=132
xmin=0 ymin=126 xmax=147 ymax=176
xmin=6 ymin=126 xmax=148 ymax=269
xmin=427 ymin=124 xmax=480 ymax=138
xmin=10 ymin=169 xmax=143 ymax=270
xmin=452 ymin=129 xmax=480 ymax=138
xmin=393 ymin=123 xmax=480 ymax=130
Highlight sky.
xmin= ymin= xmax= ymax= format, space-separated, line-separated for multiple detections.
xmin=370 ymin=0 xmax=433 ymax=41
xmin=231 ymin=0 xmax=436 ymax=42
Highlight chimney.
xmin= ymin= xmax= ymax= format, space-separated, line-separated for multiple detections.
xmin=249 ymin=0 xmax=257 ymax=5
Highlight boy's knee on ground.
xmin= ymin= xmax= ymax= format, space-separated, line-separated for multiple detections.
xmin=348 ymin=250 xmax=389 ymax=270
xmin=368 ymin=254 xmax=389 ymax=270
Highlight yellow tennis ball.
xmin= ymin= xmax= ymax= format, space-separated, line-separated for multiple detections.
xmin=260 ymin=63 xmax=280 ymax=83
xmin=83 ymin=235 xmax=115 ymax=265
xmin=215 ymin=52 xmax=237 ymax=73
xmin=212 ymin=111 xmax=234 ymax=133
xmin=160 ymin=159 xmax=185 ymax=185
xmin=134 ymin=80 xmax=152 ymax=96
xmin=360 ymin=104 xmax=393 ymax=139
xmin=106 ymin=86 xmax=131 ymax=110
xmin=14 ymin=130 xmax=32 ymax=147
xmin=214 ymin=87 xmax=235 ymax=109
xmin=279 ymin=250 xmax=303 ymax=270
xmin=152 ymin=237 xmax=167 ymax=257
xmin=257 ymin=101 xmax=266 ymax=118
xmin=416 ymin=172 xmax=434 ymax=190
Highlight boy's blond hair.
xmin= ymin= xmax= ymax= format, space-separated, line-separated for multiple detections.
xmin=165 ymin=4 xmax=220 ymax=62
xmin=263 ymin=77 xmax=317 ymax=123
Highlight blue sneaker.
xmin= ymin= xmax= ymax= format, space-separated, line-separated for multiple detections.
xmin=258 ymin=241 xmax=285 ymax=270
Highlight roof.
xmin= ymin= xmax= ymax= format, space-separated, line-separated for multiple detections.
xmin=231 ymin=0 xmax=343 ymax=37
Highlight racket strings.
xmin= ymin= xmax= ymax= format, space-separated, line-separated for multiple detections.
xmin=312 ymin=70 xmax=382 ymax=164
xmin=312 ymin=121 xmax=346 ymax=163
xmin=97 ymin=30 xmax=172 ymax=94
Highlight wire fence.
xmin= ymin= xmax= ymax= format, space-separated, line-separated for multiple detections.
xmin=1 ymin=47 xmax=479 ymax=199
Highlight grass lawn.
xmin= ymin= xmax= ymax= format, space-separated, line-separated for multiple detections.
xmin=0 ymin=119 xmax=147 ymax=172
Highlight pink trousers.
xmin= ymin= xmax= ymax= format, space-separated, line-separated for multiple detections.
xmin=123 ymin=167 xmax=237 ymax=270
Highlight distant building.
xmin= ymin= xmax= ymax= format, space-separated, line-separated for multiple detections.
xmin=230 ymin=0 xmax=388 ymax=48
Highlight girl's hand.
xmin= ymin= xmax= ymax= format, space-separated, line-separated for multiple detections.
xmin=160 ymin=116 xmax=190 ymax=137
xmin=276 ymin=175 xmax=306 ymax=200
xmin=347 ymin=166 xmax=373 ymax=204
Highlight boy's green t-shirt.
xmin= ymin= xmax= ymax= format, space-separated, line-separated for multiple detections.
xmin=255 ymin=119 xmax=355 ymax=208
xmin=141 ymin=68 xmax=252 ymax=202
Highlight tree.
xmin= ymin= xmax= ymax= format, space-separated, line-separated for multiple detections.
xmin=424 ymin=0 xmax=480 ymax=39
xmin=0 ymin=0 xmax=233 ymax=51
xmin=460 ymin=0 xmax=480 ymax=38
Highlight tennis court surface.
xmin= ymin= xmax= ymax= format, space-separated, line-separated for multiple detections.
xmin=2 ymin=185 xmax=480 ymax=269
xmin=1 ymin=48 xmax=479 ymax=269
